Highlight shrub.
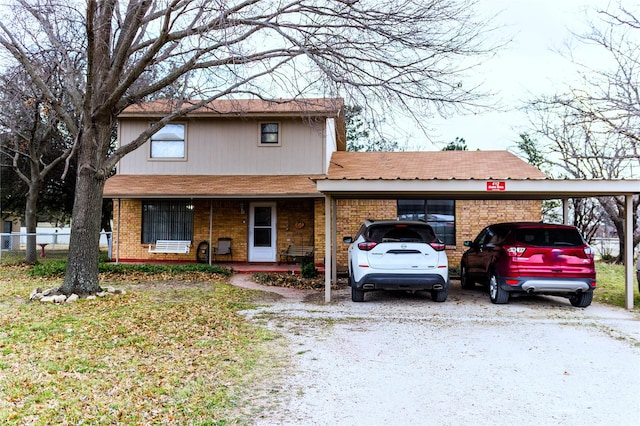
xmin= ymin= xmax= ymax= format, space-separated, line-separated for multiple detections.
xmin=29 ymin=261 xmax=232 ymax=278
xmin=301 ymin=262 xmax=318 ymax=279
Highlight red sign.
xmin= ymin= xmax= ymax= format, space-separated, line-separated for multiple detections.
xmin=486 ymin=181 xmax=506 ymax=191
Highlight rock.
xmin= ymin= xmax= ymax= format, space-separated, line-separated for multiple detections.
xmin=40 ymin=295 xmax=56 ymax=303
xmin=86 ymin=295 xmax=97 ymax=300
xmin=96 ymin=291 xmax=108 ymax=298
xmin=53 ymin=295 xmax=67 ymax=303
xmin=42 ymin=288 xmax=56 ymax=296
xmin=30 ymin=288 xmax=41 ymax=300
xmin=105 ymin=286 xmax=116 ymax=293
xmin=66 ymin=294 xmax=79 ymax=303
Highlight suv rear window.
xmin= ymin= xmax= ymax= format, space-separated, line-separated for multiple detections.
xmin=514 ymin=228 xmax=584 ymax=247
xmin=367 ymin=224 xmax=436 ymax=243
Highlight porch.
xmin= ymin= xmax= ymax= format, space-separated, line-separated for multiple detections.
xmin=216 ymin=262 xmax=326 ymax=275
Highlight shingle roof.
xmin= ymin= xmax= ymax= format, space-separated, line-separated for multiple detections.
xmin=103 ymin=151 xmax=547 ymax=198
xmin=103 ymin=174 xmax=324 ymax=198
xmin=325 ymin=151 xmax=548 ymax=180
xmin=120 ymin=98 xmax=344 ymax=118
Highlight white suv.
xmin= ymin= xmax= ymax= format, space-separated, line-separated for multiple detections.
xmin=343 ymin=220 xmax=449 ymax=302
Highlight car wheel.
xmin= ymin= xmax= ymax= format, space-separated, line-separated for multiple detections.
xmin=351 ymin=285 xmax=365 ymax=302
xmin=569 ymin=291 xmax=593 ymax=308
xmin=488 ymin=272 xmax=509 ymax=304
xmin=460 ymin=264 xmax=475 ymax=289
xmin=431 ymin=288 xmax=448 ymax=302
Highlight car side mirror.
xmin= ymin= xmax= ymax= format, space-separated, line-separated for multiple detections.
xmin=343 ymin=236 xmax=353 ymax=244
xmin=464 ymin=240 xmax=472 ymax=247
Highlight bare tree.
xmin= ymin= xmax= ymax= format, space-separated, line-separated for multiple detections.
xmin=0 ymin=0 xmax=497 ymax=294
xmin=526 ymin=90 xmax=639 ymax=263
xmin=0 ymin=65 xmax=74 ymax=264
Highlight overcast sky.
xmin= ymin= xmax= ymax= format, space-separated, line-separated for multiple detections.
xmin=408 ymin=0 xmax=614 ymax=152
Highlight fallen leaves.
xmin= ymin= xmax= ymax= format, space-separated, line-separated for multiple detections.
xmin=0 ymin=269 xmax=273 ymax=425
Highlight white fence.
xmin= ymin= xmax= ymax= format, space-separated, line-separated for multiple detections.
xmin=0 ymin=231 xmax=112 ymax=261
xmin=590 ymin=238 xmax=620 ymax=259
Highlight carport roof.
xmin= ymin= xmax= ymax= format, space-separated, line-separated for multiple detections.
xmin=325 ymin=150 xmax=548 ymax=180
xmin=317 ymin=151 xmax=640 ymax=199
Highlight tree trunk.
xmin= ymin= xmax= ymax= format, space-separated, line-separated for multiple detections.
xmin=24 ymin=182 xmax=41 ymax=265
xmin=59 ymin=164 xmax=105 ymax=295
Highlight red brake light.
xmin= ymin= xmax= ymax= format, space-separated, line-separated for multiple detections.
xmin=429 ymin=242 xmax=445 ymax=251
xmin=505 ymin=246 xmax=526 ymax=257
xmin=358 ymin=241 xmax=377 ymax=251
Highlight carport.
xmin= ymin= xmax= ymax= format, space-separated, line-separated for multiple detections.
xmin=318 ymin=177 xmax=640 ymax=308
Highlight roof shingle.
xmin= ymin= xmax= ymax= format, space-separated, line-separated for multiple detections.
xmin=103 ymin=174 xmax=324 ymax=198
xmin=326 ymin=151 xmax=548 ymax=180
xmin=120 ymin=98 xmax=344 ymax=118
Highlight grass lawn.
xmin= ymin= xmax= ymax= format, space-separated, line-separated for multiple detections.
xmin=594 ymin=261 xmax=640 ymax=312
xmin=0 ymin=260 xmax=637 ymax=424
xmin=0 ymin=265 xmax=279 ymax=425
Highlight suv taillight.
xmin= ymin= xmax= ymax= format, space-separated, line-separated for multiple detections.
xmin=429 ymin=242 xmax=445 ymax=251
xmin=505 ymin=246 xmax=526 ymax=257
xmin=358 ymin=241 xmax=377 ymax=251
xmin=584 ymin=246 xmax=594 ymax=260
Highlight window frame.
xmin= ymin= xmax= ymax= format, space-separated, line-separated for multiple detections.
xmin=258 ymin=122 xmax=281 ymax=146
xmin=149 ymin=122 xmax=187 ymax=160
xmin=397 ymin=199 xmax=456 ymax=246
xmin=141 ymin=199 xmax=194 ymax=244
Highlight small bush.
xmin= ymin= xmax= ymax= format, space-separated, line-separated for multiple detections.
xmin=301 ymin=262 xmax=318 ymax=279
xmin=30 ymin=260 xmax=67 ymax=277
xmin=30 ymin=261 xmax=232 ymax=278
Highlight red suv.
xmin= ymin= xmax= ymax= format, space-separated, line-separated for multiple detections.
xmin=460 ymin=222 xmax=596 ymax=307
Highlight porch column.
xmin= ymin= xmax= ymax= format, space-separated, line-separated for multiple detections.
xmin=324 ymin=194 xmax=333 ymax=302
xmin=562 ymin=198 xmax=569 ymax=224
xmin=624 ymin=194 xmax=634 ymax=310
xmin=208 ymin=201 xmax=213 ymax=265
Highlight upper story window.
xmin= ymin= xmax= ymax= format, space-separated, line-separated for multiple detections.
xmin=397 ymin=199 xmax=456 ymax=245
xmin=259 ymin=123 xmax=280 ymax=146
xmin=151 ymin=123 xmax=185 ymax=158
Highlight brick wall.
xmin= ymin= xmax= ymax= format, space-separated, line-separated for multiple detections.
xmin=331 ymin=198 xmax=541 ymax=270
xmin=112 ymin=197 xmax=541 ymax=267
xmin=112 ymin=198 xmax=318 ymax=263
xmin=335 ymin=199 xmax=397 ymax=268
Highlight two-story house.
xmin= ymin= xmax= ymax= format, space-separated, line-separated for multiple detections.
xmin=104 ymin=97 xmax=546 ymax=269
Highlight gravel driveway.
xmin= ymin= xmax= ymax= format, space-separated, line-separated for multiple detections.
xmin=234 ymin=275 xmax=640 ymax=426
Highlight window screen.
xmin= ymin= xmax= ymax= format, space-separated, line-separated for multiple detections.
xmin=151 ymin=124 xmax=185 ymax=158
xmin=260 ymin=123 xmax=279 ymax=144
xmin=142 ymin=200 xmax=194 ymax=243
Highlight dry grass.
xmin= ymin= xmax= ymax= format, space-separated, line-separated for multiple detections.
xmin=0 ymin=266 xmax=280 ymax=425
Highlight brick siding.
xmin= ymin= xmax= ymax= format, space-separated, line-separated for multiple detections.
xmin=112 ymin=197 xmax=541 ymax=268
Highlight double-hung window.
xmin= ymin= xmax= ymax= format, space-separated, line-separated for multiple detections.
xmin=142 ymin=200 xmax=194 ymax=244
xmin=150 ymin=123 xmax=185 ymax=158
xmin=397 ymin=199 xmax=456 ymax=245
xmin=259 ymin=123 xmax=280 ymax=145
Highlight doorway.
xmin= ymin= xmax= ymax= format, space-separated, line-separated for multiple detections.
xmin=248 ymin=202 xmax=277 ymax=262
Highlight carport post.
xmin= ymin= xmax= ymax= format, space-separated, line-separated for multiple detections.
xmin=624 ymin=195 xmax=634 ymax=310
xmin=324 ymin=194 xmax=334 ymax=302
xmin=562 ymin=198 xmax=569 ymax=224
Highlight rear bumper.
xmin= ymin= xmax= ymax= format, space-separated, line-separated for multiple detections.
xmin=355 ymin=273 xmax=449 ymax=291
xmin=498 ymin=276 xmax=595 ymax=294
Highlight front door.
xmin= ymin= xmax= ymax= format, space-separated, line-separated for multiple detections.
xmin=248 ymin=202 xmax=277 ymax=262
